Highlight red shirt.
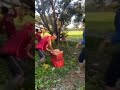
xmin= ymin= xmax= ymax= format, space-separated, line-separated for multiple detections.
xmin=0 ymin=24 xmax=34 ymax=58
xmin=36 ymin=32 xmax=42 ymax=42
xmin=36 ymin=36 xmax=51 ymax=51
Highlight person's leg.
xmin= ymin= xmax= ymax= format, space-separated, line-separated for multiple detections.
xmin=5 ymin=56 xmax=23 ymax=77
xmin=5 ymin=56 xmax=24 ymax=90
xmin=78 ymin=49 xmax=85 ymax=63
xmin=78 ymin=49 xmax=85 ymax=69
xmin=105 ymin=51 xmax=120 ymax=90
xmin=36 ymin=49 xmax=45 ymax=63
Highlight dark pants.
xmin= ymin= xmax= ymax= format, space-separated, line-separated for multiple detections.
xmin=78 ymin=48 xmax=85 ymax=63
xmin=2 ymin=56 xmax=23 ymax=77
xmin=105 ymin=51 xmax=120 ymax=87
xmin=36 ymin=49 xmax=45 ymax=59
xmin=5 ymin=56 xmax=34 ymax=89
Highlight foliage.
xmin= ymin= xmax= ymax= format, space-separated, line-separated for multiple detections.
xmin=1 ymin=0 xmax=34 ymax=12
xmin=35 ymin=31 xmax=83 ymax=90
xmin=35 ymin=43 xmax=81 ymax=90
xmin=35 ymin=0 xmax=84 ymax=45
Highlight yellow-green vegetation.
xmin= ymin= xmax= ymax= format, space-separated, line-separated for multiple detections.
xmin=67 ymin=31 xmax=83 ymax=36
xmin=86 ymin=12 xmax=115 ymax=33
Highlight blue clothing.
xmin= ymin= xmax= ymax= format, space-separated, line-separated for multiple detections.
xmin=80 ymin=39 xmax=85 ymax=44
xmin=105 ymin=7 xmax=120 ymax=87
xmin=80 ymin=30 xmax=86 ymax=44
xmin=111 ymin=32 xmax=120 ymax=44
xmin=78 ymin=30 xmax=86 ymax=63
xmin=114 ymin=7 xmax=120 ymax=33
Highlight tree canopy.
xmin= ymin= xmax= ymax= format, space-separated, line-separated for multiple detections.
xmin=35 ymin=0 xmax=85 ymax=45
xmin=0 ymin=0 xmax=34 ymax=12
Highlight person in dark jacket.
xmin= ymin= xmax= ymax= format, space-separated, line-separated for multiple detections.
xmin=103 ymin=6 xmax=120 ymax=90
xmin=97 ymin=6 xmax=120 ymax=90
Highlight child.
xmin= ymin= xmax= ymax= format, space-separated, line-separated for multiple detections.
xmin=40 ymin=27 xmax=51 ymax=39
xmin=36 ymin=33 xmax=57 ymax=63
xmin=0 ymin=23 xmax=34 ymax=89
xmin=14 ymin=6 xmax=34 ymax=32
xmin=35 ymin=28 xmax=42 ymax=42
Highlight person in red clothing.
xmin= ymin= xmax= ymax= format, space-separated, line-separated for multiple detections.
xmin=36 ymin=33 xmax=57 ymax=63
xmin=0 ymin=6 xmax=16 ymax=38
xmin=35 ymin=28 xmax=42 ymax=42
xmin=0 ymin=23 xmax=35 ymax=89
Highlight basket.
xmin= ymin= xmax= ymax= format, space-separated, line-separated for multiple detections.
xmin=50 ymin=51 xmax=64 ymax=68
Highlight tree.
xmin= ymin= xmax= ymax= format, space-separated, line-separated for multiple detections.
xmin=36 ymin=0 xmax=84 ymax=45
xmin=1 ymin=0 xmax=34 ymax=12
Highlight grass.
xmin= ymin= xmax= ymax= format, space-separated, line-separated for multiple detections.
xmin=35 ymin=44 xmax=81 ymax=90
xmin=35 ymin=31 xmax=83 ymax=89
xmin=66 ymin=31 xmax=83 ymax=42
xmin=67 ymin=31 xmax=83 ymax=36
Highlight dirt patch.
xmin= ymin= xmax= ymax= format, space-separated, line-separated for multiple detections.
xmin=52 ymin=66 xmax=85 ymax=90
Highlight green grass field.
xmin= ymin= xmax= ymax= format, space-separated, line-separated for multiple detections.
xmin=67 ymin=31 xmax=83 ymax=36
xmin=66 ymin=31 xmax=83 ymax=42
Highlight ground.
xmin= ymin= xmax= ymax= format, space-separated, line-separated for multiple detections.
xmin=35 ymin=34 xmax=85 ymax=90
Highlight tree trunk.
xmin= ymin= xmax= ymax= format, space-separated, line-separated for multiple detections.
xmin=50 ymin=0 xmax=59 ymax=46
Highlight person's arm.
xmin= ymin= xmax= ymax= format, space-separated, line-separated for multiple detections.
xmin=76 ymin=43 xmax=80 ymax=48
xmin=45 ymin=37 xmax=55 ymax=54
xmin=48 ymin=38 xmax=54 ymax=52
xmin=27 ymin=34 xmax=35 ymax=59
xmin=76 ymin=41 xmax=82 ymax=48
xmin=26 ymin=43 xmax=34 ymax=59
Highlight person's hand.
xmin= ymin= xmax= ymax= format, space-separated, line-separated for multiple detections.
xmin=51 ymin=51 xmax=56 ymax=55
xmin=76 ymin=44 xmax=79 ymax=48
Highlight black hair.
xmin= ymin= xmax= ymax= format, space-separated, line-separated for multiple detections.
xmin=36 ymin=29 xmax=38 ymax=32
xmin=1 ymin=6 xmax=8 ymax=15
xmin=83 ymin=18 xmax=85 ymax=23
